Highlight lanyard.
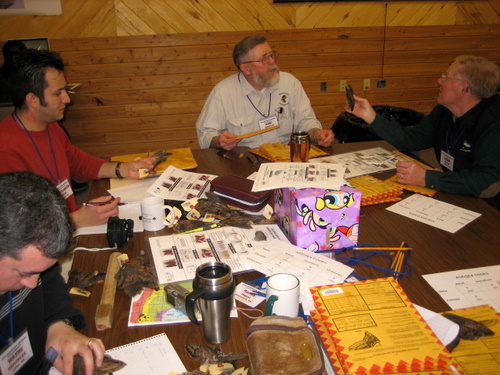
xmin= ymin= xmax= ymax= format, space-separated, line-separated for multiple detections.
xmin=238 ymin=73 xmax=272 ymax=118
xmin=0 ymin=292 xmax=14 ymax=345
xmin=445 ymin=128 xmax=466 ymax=153
xmin=13 ymin=112 xmax=61 ymax=183
xmin=246 ymin=93 xmax=271 ymax=118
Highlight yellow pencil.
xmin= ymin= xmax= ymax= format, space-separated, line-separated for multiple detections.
xmin=352 ymin=247 xmax=413 ymax=251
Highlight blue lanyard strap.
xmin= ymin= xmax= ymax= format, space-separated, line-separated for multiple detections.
xmin=0 ymin=292 xmax=14 ymax=345
xmin=13 ymin=112 xmax=61 ymax=183
xmin=238 ymin=72 xmax=272 ymax=118
xmin=246 ymin=93 xmax=272 ymax=118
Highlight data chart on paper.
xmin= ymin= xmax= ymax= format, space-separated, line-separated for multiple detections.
xmin=423 ymin=265 xmax=500 ymax=312
xmin=386 ymin=194 xmax=481 ymax=233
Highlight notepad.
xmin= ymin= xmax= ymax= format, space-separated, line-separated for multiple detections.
xmin=104 ymin=333 xmax=186 ymax=374
xmin=49 ymin=333 xmax=186 ymax=374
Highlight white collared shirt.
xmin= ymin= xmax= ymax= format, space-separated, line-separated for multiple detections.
xmin=196 ymin=71 xmax=321 ymax=148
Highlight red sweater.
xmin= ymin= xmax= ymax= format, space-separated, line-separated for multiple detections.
xmin=0 ymin=113 xmax=106 ymax=212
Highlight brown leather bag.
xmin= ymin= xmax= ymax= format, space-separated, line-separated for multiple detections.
xmin=245 ymin=316 xmax=325 ymax=375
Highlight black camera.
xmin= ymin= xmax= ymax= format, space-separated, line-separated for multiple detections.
xmin=106 ymin=216 xmax=134 ymax=248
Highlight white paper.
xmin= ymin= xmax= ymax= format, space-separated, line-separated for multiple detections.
xmin=423 ymin=265 xmax=500 ymax=312
xmin=147 ymin=165 xmax=217 ymax=201
xmin=309 ymin=147 xmax=397 ymax=178
xmin=149 ymin=224 xmax=290 ymax=284
xmin=108 ymin=178 xmax=156 ymax=203
xmin=251 ymin=162 xmax=344 ymax=192
xmin=414 ymin=304 xmax=459 ymax=347
xmin=50 ymin=333 xmax=186 ymax=375
xmin=245 ymin=239 xmax=354 ymax=313
xmin=386 ymin=194 xmax=481 ymax=233
xmin=73 ymin=202 xmax=143 ymax=236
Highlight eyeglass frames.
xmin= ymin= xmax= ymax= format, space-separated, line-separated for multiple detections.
xmin=440 ymin=73 xmax=468 ymax=84
xmin=241 ymin=51 xmax=278 ymax=65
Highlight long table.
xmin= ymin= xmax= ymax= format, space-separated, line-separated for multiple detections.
xmin=69 ymin=140 xmax=500 ymax=372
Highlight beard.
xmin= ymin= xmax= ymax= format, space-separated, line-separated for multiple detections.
xmin=251 ymin=65 xmax=280 ymax=88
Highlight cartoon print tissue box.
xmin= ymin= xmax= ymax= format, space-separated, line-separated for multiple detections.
xmin=274 ymin=186 xmax=361 ymax=253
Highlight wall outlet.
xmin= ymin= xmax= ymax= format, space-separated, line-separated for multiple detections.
xmin=363 ymin=79 xmax=371 ymax=90
xmin=377 ymin=79 xmax=386 ymax=89
xmin=339 ymin=80 xmax=347 ymax=92
xmin=320 ymin=82 xmax=327 ymax=92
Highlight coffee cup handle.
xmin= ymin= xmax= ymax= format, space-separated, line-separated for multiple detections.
xmin=163 ymin=205 xmax=176 ymax=226
xmin=186 ymin=288 xmax=204 ymax=325
xmin=264 ymin=295 xmax=279 ymax=316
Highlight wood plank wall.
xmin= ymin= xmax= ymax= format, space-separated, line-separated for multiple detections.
xmin=51 ymin=25 xmax=500 ymax=159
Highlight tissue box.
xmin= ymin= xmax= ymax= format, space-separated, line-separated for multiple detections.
xmin=274 ymin=186 xmax=361 ymax=253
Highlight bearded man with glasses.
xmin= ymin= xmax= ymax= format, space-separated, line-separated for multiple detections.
xmin=196 ymin=35 xmax=334 ymax=151
xmin=346 ymin=55 xmax=500 ymax=208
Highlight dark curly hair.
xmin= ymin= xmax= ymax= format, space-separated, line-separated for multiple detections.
xmin=0 ymin=171 xmax=73 ymax=260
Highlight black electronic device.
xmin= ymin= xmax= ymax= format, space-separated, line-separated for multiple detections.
xmin=346 ymin=84 xmax=355 ymax=111
xmin=106 ymin=216 xmax=134 ymax=248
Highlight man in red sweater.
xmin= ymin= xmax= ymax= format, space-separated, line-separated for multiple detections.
xmin=0 ymin=49 xmax=158 ymax=228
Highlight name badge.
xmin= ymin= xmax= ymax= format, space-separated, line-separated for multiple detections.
xmin=0 ymin=330 xmax=33 ymax=375
xmin=57 ymin=178 xmax=74 ymax=200
xmin=259 ymin=116 xmax=279 ymax=130
xmin=440 ymin=150 xmax=454 ymax=171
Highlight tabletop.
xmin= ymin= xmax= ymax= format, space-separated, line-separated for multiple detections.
xmin=69 ymin=140 xmax=500 ymax=372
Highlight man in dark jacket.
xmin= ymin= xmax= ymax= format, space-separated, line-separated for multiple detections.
xmin=346 ymin=55 xmax=500 ymax=208
xmin=0 ymin=171 xmax=105 ymax=375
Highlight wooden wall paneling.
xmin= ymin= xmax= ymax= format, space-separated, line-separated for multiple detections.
xmin=1 ymin=0 xmax=499 ymax=42
xmin=49 ymin=25 xmax=500 ymax=158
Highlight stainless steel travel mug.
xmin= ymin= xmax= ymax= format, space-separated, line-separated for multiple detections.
xmin=185 ymin=262 xmax=235 ymax=344
xmin=290 ymin=131 xmax=310 ymax=162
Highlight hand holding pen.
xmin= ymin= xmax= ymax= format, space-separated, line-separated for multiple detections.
xmin=83 ymin=196 xmax=127 ymax=207
xmin=75 ymin=196 xmax=121 ymax=227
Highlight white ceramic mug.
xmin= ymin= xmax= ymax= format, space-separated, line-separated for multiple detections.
xmin=140 ymin=196 xmax=175 ymax=231
xmin=265 ymin=273 xmax=300 ymax=318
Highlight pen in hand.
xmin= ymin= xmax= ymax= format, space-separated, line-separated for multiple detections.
xmin=82 ymin=198 xmax=127 ymax=207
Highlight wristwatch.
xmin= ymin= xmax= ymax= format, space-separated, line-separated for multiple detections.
xmin=61 ymin=317 xmax=76 ymax=329
xmin=115 ymin=161 xmax=124 ymax=179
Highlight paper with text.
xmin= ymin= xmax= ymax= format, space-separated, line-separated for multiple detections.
xmin=423 ymin=265 xmax=500 ymax=312
xmin=386 ymin=194 xmax=481 ymax=233
xmin=149 ymin=224 xmax=289 ymax=284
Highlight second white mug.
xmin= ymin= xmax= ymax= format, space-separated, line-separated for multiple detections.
xmin=140 ymin=196 xmax=175 ymax=231
xmin=265 ymin=273 xmax=300 ymax=318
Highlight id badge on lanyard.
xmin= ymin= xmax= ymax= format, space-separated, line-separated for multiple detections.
xmin=440 ymin=150 xmax=454 ymax=171
xmin=259 ymin=115 xmax=279 ymax=130
xmin=0 ymin=330 xmax=33 ymax=375
xmin=57 ymin=178 xmax=74 ymax=200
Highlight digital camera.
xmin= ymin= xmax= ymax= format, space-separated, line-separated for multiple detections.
xmin=106 ymin=216 xmax=134 ymax=248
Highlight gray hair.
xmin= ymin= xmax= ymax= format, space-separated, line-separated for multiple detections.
xmin=455 ymin=55 xmax=500 ymax=99
xmin=233 ymin=35 xmax=268 ymax=69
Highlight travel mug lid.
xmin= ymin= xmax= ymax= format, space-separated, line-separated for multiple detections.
xmin=290 ymin=131 xmax=309 ymax=143
xmin=194 ymin=262 xmax=233 ymax=289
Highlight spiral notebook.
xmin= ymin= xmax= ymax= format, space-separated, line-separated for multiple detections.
xmin=105 ymin=333 xmax=186 ymax=374
xmin=49 ymin=333 xmax=186 ymax=375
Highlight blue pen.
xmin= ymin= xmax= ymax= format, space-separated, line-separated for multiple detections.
xmin=247 ymin=276 xmax=269 ymax=288
xmin=249 ymin=290 xmax=266 ymax=298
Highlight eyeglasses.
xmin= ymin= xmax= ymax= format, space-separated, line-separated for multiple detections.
xmin=241 ymin=51 xmax=278 ymax=65
xmin=440 ymin=73 xmax=467 ymax=84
